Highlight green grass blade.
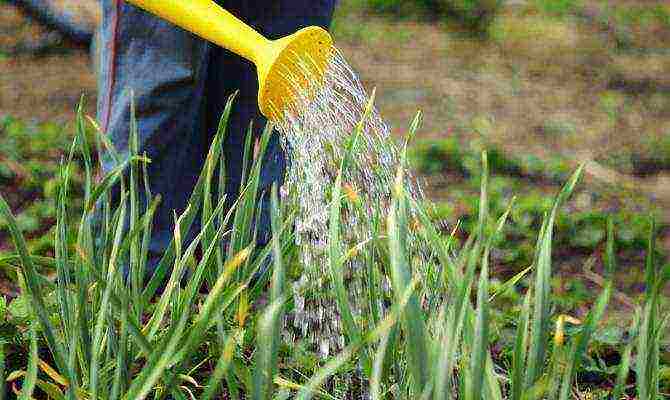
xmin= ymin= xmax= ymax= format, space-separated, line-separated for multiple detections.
xmin=467 ymin=161 xmax=507 ymax=400
xmin=77 ymin=253 xmax=152 ymax=356
xmin=525 ymin=166 xmax=584 ymax=388
xmin=558 ymin=220 xmax=614 ymax=399
xmin=462 ymin=307 xmax=504 ymax=400
xmin=171 ymin=248 xmax=251 ymax=365
xmin=18 ymin=324 xmax=38 ymax=400
xmin=200 ymin=335 xmax=237 ymax=400
xmin=269 ymin=184 xmax=286 ymax=388
xmin=55 ymin=159 xmax=72 ymax=341
xmin=108 ymin=93 xmax=139 ymax=400
xmin=400 ymin=110 xmax=422 ymax=166
xmin=36 ymin=379 xmax=66 ymax=400
xmin=110 ymin=302 xmax=130 ymax=400
xmin=142 ymin=94 xmax=236 ymax=302
xmin=85 ymin=155 xmax=149 ymax=213
xmin=433 ymin=307 xmax=456 ymax=400
xmin=214 ymin=110 xmax=230 ymax=345
xmin=435 ymin=238 xmax=481 ymax=400
xmin=644 ymin=217 xmax=657 ymax=302
xmin=252 ymin=298 xmax=285 ymax=400
xmin=604 ymin=218 xmax=616 ymax=278
xmin=525 ymin=217 xmax=552 ymax=389
xmin=328 ymin=172 xmax=361 ymax=345
xmin=75 ymin=97 xmax=93 ymax=198
xmin=55 ymin=152 xmax=83 ymax=400
xmin=435 ymin=153 xmax=497 ymax=400
xmin=128 ymin=92 xmax=143 ymax=322
xmin=153 ymin=218 xmax=243 ymax=396
xmin=127 ymin=246 xmax=248 ymax=400
xmin=638 ymin=217 xmax=660 ymax=400
xmin=545 ymin=336 xmax=566 ymax=400
xmin=489 ymin=266 xmax=531 ymax=302
xmin=387 ymin=167 xmax=429 ymax=393
xmin=125 ymin=304 xmax=194 ymax=400
xmin=510 ymin=288 xmax=531 ymax=400
xmin=90 ymin=191 xmax=127 ymax=400
xmin=652 ymin=313 xmax=668 ymax=395
xmin=202 ymin=98 xmax=232 ymax=288
xmin=144 ymin=208 xmax=189 ymax=341
xmin=0 ymin=255 xmax=58 ymax=270
xmin=176 ymin=202 xmax=234 ymax=304
xmin=201 ymin=137 xmax=217 ymax=285
xmin=0 ymin=342 xmax=5 ymax=400
xmin=612 ymin=309 xmax=640 ymax=399
xmin=468 ymin=247 xmax=490 ymax=400
xmin=482 ymin=335 xmax=503 ymax=400
xmin=476 ymin=151 xmax=489 ymax=240
xmin=139 ymin=150 xmax=154 ymax=296
xmin=297 ymin=342 xmax=360 ymax=400
xmin=227 ymin=122 xmax=269 ymax=267
xmin=112 ymin=196 xmax=161 ymax=278
xmin=370 ymin=326 xmax=392 ymax=400
xmin=73 ymin=221 xmax=94 ymax=379
xmin=126 ymin=224 xmax=239 ymax=400
xmin=240 ymin=121 xmax=254 ymax=189
xmin=558 ymin=285 xmax=611 ymax=399
xmin=0 ymin=195 xmax=72 ymax=385
xmin=362 ymin=212 xmax=383 ymax=330
xmin=251 ymin=184 xmax=287 ymax=400
xmin=409 ymin=198 xmax=458 ymax=287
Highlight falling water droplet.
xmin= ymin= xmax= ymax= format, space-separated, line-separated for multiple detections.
xmin=274 ymin=47 xmax=429 ymax=358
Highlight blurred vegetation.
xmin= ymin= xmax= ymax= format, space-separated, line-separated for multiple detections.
xmin=0 ymin=116 xmax=85 ymax=258
xmin=341 ymin=0 xmax=670 ymax=44
xmin=346 ymin=0 xmax=504 ymax=34
xmin=409 ymin=137 xmax=666 ymax=268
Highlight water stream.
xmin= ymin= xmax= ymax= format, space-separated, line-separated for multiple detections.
xmin=273 ymin=47 xmax=426 ymax=359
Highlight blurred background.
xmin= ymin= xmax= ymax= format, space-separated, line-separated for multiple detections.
xmin=0 ymin=1 xmax=668 ymax=317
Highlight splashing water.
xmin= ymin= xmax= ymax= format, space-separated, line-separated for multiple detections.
xmin=273 ymin=47 xmax=427 ymax=359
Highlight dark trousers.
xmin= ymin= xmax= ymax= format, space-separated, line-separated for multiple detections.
xmin=96 ymin=0 xmax=336 ymax=274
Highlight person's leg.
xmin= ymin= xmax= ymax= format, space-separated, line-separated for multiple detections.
xmin=254 ymin=0 xmax=337 ymax=248
xmin=203 ymin=0 xmax=337 ymax=264
xmin=260 ymin=0 xmax=337 ymax=40
xmin=96 ymin=0 xmax=337 ymax=285
xmin=96 ymin=0 xmax=212 ymax=280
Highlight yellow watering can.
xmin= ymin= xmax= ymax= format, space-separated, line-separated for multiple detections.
xmin=126 ymin=0 xmax=334 ymax=121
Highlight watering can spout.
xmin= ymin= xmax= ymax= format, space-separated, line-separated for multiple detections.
xmin=125 ymin=0 xmax=334 ymax=121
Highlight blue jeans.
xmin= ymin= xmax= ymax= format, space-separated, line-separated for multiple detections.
xmin=96 ymin=0 xmax=336 ymax=276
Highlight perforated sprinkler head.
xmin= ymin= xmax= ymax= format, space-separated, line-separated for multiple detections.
xmin=256 ymin=27 xmax=335 ymax=121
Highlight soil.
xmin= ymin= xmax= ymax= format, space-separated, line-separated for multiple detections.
xmin=0 ymin=5 xmax=96 ymax=123
xmin=336 ymin=7 xmax=670 ymax=222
